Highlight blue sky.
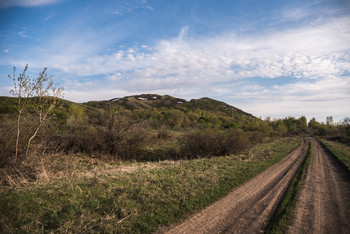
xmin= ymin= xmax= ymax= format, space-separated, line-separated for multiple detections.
xmin=0 ymin=0 xmax=349 ymax=122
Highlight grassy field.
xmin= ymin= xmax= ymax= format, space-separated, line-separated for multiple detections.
xmin=319 ymin=139 xmax=350 ymax=171
xmin=0 ymin=137 xmax=300 ymax=233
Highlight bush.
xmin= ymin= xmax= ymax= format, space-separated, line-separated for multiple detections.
xmin=178 ymin=128 xmax=250 ymax=159
xmin=99 ymin=112 xmax=150 ymax=160
xmin=59 ymin=111 xmax=150 ymax=160
xmin=157 ymin=126 xmax=171 ymax=139
xmin=225 ymin=128 xmax=250 ymax=154
xmin=140 ymin=147 xmax=179 ymax=161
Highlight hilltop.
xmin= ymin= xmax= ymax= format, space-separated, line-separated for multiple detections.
xmin=85 ymin=94 xmax=254 ymax=117
xmin=81 ymin=94 xmax=259 ymax=130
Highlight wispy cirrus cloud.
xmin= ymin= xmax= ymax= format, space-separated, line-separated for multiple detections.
xmin=0 ymin=0 xmax=61 ymax=8
xmin=109 ymin=0 xmax=153 ymax=16
xmin=236 ymin=75 xmax=350 ymax=121
xmin=18 ymin=31 xmax=29 ymax=38
xmin=49 ymin=16 xmax=350 ymax=84
xmin=50 ymin=14 xmax=349 ymax=121
xmin=2 ymin=0 xmax=349 ymax=121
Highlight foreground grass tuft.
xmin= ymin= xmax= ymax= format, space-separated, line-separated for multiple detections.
xmin=265 ymin=141 xmax=312 ymax=234
xmin=0 ymin=137 xmax=300 ymax=233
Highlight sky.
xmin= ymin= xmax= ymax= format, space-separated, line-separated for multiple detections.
xmin=0 ymin=0 xmax=349 ymax=122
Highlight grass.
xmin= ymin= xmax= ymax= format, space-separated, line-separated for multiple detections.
xmin=0 ymin=137 xmax=300 ymax=233
xmin=318 ymin=139 xmax=350 ymax=172
xmin=265 ymin=141 xmax=312 ymax=234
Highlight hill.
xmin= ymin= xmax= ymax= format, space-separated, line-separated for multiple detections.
xmin=85 ymin=94 xmax=253 ymax=117
xmin=82 ymin=94 xmax=259 ymax=130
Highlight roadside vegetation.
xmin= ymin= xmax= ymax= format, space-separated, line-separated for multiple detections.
xmin=265 ymin=142 xmax=312 ymax=233
xmin=318 ymin=139 xmax=350 ymax=171
xmin=308 ymin=117 xmax=350 ymax=145
xmin=0 ymin=137 xmax=300 ymax=233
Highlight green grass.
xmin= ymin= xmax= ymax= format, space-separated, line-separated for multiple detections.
xmin=265 ymin=142 xmax=312 ymax=234
xmin=319 ymin=139 xmax=350 ymax=172
xmin=0 ymin=137 xmax=300 ymax=233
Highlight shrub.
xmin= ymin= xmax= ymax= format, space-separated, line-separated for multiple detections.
xmin=225 ymin=128 xmax=250 ymax=154
xmin=179 ymin=129 xmax=221 ymax=159
xmin=178 ymin=128 xmax=250 ymax=159
xmin=157 ymin=126 xmax=171 ymax=139
xmin=98 ymin=112 xmax=150 ymax=160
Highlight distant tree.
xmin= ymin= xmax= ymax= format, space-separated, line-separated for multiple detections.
xmin=308 ymin=118 xmax=318 ymax=128
xmin=9 ymin=64 xmax=64 ymax=162
xmin=276 ymin=121 xmax=288 ymax=136
xmin=298 ymin=116 xmax=307 ymax=130
xmin=265 ymin=116 xmax=271 ymax=123
xmin=326 ymin=116 xmax=333 ymax=125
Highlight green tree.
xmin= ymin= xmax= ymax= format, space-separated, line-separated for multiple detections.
xmin=9 ymin=65 xmax=64 ymax=161
xmin=326 ymin=116 xmax=333 ymax=125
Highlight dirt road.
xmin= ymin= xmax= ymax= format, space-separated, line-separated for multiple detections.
xmin=160 ymin=139 xmax=309 ymax=233
xmin=287 ymin=139 xmax=350 ymax=234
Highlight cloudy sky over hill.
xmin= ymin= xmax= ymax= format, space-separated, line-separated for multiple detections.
xmin=0 ymin=0 xmax=349 ymax=122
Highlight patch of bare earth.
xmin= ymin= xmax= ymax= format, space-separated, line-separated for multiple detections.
xmin=286 ymin=139 xmax=350 ymax=234
xmin=159 ymin=139 xmax=309 ymax=234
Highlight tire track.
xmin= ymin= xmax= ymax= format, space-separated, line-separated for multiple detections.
xmin=287 ymin=139 xmax=350 ymax=234
xmin=159 ymin=139 xmax=308 ymax=234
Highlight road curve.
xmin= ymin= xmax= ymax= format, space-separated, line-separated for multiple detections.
xmin=159 ymin=139 xmax=309 ymax=234
xmin=286 ymin=139 xmax=350 ymax=234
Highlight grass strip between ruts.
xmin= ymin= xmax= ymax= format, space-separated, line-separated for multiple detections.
xmin=265 ymin=141 xmax=312 ymax=234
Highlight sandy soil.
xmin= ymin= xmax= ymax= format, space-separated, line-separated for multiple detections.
xmin=286 ymin=139 xmax=350 ymax=234
xmin=159 ymin=139 xmax=309 ymax=234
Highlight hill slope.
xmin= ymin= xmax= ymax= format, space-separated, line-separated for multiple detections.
xmin=0 ymin=94 xmax=261 ymax=131
xmin=84 ymin=94 xmax=257 ymax=120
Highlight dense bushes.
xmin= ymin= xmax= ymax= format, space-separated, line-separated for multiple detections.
xmin=1 ymin=96 xmax=314 ymax=167
xmin=309 ymin=117 xmax=350 ymax=145
xmin=58 ymin=111 xmax=150 ymax=160
xmin=1 ymin=104 xmax=304 ymax=164
xmin=57 ymin=111 xmax=259 ymax=161
xmin=178 ymin=128 xmax=251 ymax=159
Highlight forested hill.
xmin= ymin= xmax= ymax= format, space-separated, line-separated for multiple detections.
xmin=83 ymin=94 xmax=259 ymax=129
xmin=85 ymin=94 xmax=253 ymax=117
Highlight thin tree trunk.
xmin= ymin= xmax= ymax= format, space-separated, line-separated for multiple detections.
xmin=25 ymin=106 xmax=52 ymax=158
xmin=15 ymin=103 xmax=22 ymax=163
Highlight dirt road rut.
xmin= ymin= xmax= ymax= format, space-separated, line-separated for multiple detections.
xmin=160 ymin=139 xmax=309 ymax=233
xmin=287 ymin=139 xmax=350 ymax=234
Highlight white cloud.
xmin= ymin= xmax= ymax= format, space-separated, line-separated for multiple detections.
xmin=48 ymin=16 xmax=349 ymax=84
xmin=109 ymin=0 xmax=154 ymax=16
xmin=65 ymin=88 xmax=132 ymax=103
xmin=18 ymin=31 xmax=29 ymax=38
xmin=178 ymin=26 xmax=190 ymax=40
xmin=0 ymin=0 xmax=61 ymax=8
xmin=106 ymin=72 xmax=124 ymax=81
xmin=3 ymin=11 xmax=349 ymax=121
xmin=43 ymin=13 xmax=56 ymax=22
xmin=282 ymin=7 xmax=313 ymax=21
xmin=229 ymin=75 xmax=350 ymax=122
